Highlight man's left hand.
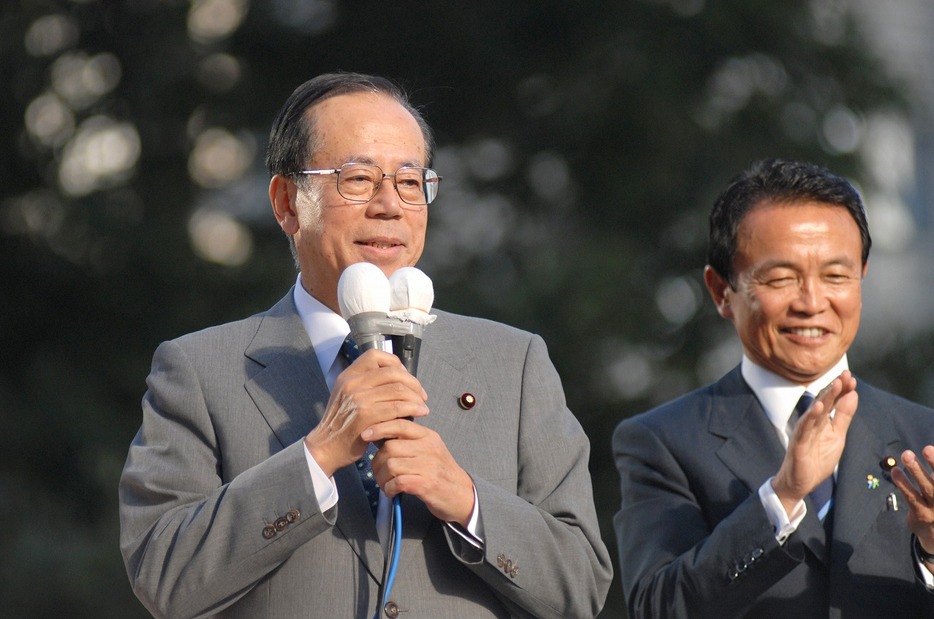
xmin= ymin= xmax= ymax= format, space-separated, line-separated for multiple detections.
xmin=892 ymin=445 xmax=934 ymax=574
xmin=365 ymin=420 xmax=475 ymax=527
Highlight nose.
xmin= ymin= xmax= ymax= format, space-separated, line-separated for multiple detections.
xmin=365 ymin=174 xmax=404 ymax=218
xmin=791 ymin=277 xmax=829 ymax=314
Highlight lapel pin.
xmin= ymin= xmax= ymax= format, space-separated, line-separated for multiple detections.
xmin=866 ymin=474 xmax=880 ymax=490
xmin=881 ymin=456 xmax=898 ymax=471
xmin=458 ymin=392 xmax=476 ymax=410
xmin=886 ymin=493 xmax=899 ymax=511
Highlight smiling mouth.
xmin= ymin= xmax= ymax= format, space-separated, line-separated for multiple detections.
xmin=784 ymin=327 xmax=826 ymax=337
xmin=357 ymin=241 xmax=401 ymax=249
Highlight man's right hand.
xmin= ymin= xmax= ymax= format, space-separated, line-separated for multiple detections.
xmin=304 ymin=349 xmax=429 ymax=477
xmin=772 ymin=370 xmax=859 ymax=516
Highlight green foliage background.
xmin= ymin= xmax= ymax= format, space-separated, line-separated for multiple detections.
xmin=2 ymin=1 xmax=930 ymax=617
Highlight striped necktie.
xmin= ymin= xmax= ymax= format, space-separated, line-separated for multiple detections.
xmin=339 ymin=336 xmax=380 ymax=517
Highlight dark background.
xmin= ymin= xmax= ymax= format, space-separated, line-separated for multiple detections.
xmin=3 ymin=1 xmax=933 ymax=617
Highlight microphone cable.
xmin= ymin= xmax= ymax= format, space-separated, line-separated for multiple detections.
xmin=374 ymin=496 xmax=404 ymax=619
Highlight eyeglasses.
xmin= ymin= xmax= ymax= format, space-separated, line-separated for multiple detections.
xmin=293 ymin=163 xmax=442 ymax=206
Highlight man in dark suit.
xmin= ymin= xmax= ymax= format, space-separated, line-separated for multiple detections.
xmin=613 ymin=158 xmax=934 ymax=618
xmin=119 ymin=72 xmax=612 ymax=618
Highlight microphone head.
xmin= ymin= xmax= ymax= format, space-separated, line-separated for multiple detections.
xmin=337 ymin=262 xmax=391 ymax=319
xmin=389 ymin=267 xmax=435 ymax=325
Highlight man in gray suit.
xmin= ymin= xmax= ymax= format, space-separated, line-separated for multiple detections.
xmin=119 ymin=72 xmax=612 ymax=619
xmin=613 ymin=159 xmax=934 ymax=618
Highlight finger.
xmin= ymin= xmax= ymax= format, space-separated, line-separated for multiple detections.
xmin=364 ymin=364 xmax=429 ymax=401
xmin=890 ymin=466 xmax=934 ymax=520
xmin=902 ymin=449 xmax=934 ymax=498
xmin=813 ymin=378 xmax=843 ymax=412
xmin=337 ymin=364 xmax=428 ymax=402
xmin=829 ymin=390 xmax=859 ymax=427
xmin=362 ymin=417 xmax=426 ymax=443
xmin=923 ymin=445 xmax=934 ymax=468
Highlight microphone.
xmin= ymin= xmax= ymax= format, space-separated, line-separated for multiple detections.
xmin=337 ymin=262 xmax=392 ymax=353
xmin=336 ymin=263 xmax=436 ymax=367
xmin=338 ymin=263 xmax=436 ymax=616
xmin=387 ymin=267 xmax=435 ymax=376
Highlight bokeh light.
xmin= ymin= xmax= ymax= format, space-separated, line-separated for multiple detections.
xmin=58 ymin=116 xmax=142 ymax=197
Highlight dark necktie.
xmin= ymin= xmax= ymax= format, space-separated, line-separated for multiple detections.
xmin=789 ymin=391 xmax=835 ymax=519
xmin=339 ymin=336 xmax=381 ymax=517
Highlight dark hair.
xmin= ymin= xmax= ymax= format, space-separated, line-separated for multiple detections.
xmin=707 ymin=158 xmax=872 ymax=287
xmin=265 ymin=72 xmax=434 ymax=176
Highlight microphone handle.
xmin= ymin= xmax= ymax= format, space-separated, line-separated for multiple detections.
xmin=389 ymin=333 xmax=421 ymax=376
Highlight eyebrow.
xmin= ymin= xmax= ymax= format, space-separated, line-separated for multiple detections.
xmin=342 ymin=155 xmax=425 ymax=168
xmin=754 ymin=256 xmax=859 ymax=273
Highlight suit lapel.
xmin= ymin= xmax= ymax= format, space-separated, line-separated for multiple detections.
xmin=831 ymin=387 xmax=904 ymax=567
xmin=711 ymin=369 xmax=787 ymax=495
xmin=243 ymin=291 xmax=329 ymax=449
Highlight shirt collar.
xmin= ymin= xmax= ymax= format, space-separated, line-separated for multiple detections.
xmin=292 ymin=274 xmax=350 ymax=378
xmin=741 ymin=353 xmax=850 ymax=440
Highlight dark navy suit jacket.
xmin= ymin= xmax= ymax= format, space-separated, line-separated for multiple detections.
xmin=613 ymin=366 xmax=934 ymax=618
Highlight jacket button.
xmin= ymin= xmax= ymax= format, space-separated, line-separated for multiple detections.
xmin=262 ymin=525 xmax=277 ymax=539
xmin=383 ymin=601 xmax=400 ymax=618
xmin=286 ymin=508 xmax=301 ymax=523
xmin=274 ymin=516 xmax=289 ymax=531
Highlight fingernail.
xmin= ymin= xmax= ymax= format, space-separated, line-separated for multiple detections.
xmin=361 ymin=428 xmax=373 ymax=440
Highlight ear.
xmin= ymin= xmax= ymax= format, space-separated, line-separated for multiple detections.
xmin=269 ymin=174 xmax=299 ymax=235
xmin=704 ymin=265 xmax=734 ymax=321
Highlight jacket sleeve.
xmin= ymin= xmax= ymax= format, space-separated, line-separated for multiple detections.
xmin=118 ymin=339 xmax=334 ymax=619
xmin=445 ymin=334 xmax=613 ymax=619
xmin=613 ymin=416 xmax=804 ymax=619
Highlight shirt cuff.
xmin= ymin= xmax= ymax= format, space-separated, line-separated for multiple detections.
xmin=303 ymin=441 xmax=339 ymax=512
xmin=912 ymin=537 xmax=934 ymax=589
xmin=759 ymin=477 xmax=807 ymax=544
xmin=445 ymin=484 xmax=484 ymax=549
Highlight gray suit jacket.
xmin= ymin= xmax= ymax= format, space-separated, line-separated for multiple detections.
xmin=120 ymin=290 xmax=612 ymax=619
xmin=613 ymin=366 xmax=934 ymax=619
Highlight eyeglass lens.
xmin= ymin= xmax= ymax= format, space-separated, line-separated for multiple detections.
xmin=337 ymin=164 xmax=439 ymax=205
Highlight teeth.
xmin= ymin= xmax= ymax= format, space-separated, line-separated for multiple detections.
xmin=789 ymin=328 xmax=823 ymax=337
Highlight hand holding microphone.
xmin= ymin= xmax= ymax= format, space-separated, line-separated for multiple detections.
xmin=303 ymin=263 xmax=432 ymax=477
xmin=334 ymin=264 xmax=473 ymax=523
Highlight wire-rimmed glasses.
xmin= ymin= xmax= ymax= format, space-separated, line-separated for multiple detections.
xmin=293 ymin=163 xmax=442 ymax=207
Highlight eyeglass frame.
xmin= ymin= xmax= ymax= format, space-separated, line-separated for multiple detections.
xmin=291 ymin=163 xmax=442 ymax=206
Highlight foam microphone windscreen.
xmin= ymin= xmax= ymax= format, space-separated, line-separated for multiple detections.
xmin=388 ymin=267 xmax=436 ymax=325
xmin=337 ymin=262 xmax=391 ymax=319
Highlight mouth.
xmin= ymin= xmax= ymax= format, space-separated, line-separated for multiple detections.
xmin=783 ymin=327 xmax=827 ymax=338
xmin=356 ymin=239 xmax=403 ymax=250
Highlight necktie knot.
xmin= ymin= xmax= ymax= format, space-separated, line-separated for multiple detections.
xmin=792 ymin=391 xmax=815 ymax=423
xmin=786 ymin=391 xmax=814 ymax=439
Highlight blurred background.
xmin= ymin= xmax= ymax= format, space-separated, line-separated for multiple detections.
xmin=3 ymin=1 xmax=934 ymax=617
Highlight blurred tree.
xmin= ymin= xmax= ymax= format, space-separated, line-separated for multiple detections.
xmin=0 ymin=1 xmax=916 ymax=617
